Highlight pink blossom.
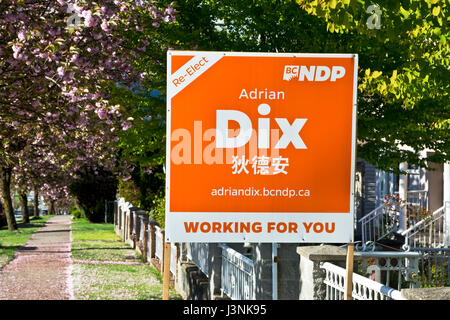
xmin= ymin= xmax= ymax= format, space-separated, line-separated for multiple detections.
xmin=57 ymin=66 xmax=65 ymax=77
xmin=17 ymin=29 xmax=26 ymax=41
xmin=150 ymin=6 xmax=159 ymax=19
xmin=83 ymin=11 xmax=97 ymax=28
xmin=144 ymin=167 xmax=153 ymax=174
xmin=96 ymin=109 xmax=108 ymax=120
xmin=70 ymin=4 xmax=83 ymax=14
xmin=165 ymin=7 xmax=175 ymax=16
xmin=122 ymin=122 xmax=132 ymax=131
xmin=0 ymin=1 xmax=177 ymax=207
xmin=70 ymin=54 xmax=79 ymax=63
xmin=100 ymin=20 xmax=111 ymax=32
xmin=12 ymin=44 xmax=21 ymax=58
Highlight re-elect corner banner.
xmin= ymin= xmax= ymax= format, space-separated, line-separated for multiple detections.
xmin=165 ymin=51 xmax=358 ymax=243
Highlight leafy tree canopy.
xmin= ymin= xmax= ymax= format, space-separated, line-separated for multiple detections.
xmin=298 ymin=0 xmax=449 ymax=171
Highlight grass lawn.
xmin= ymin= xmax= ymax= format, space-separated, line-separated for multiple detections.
xmin=0 ymin=215 xmax=54 ymax=268
xmin=71 ymin=217 xmax=181 ymax=300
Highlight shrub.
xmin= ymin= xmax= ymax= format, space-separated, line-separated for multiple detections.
xmin=117 ymin=163 xmax=165 ymax=214
xmin=70 ymin=206 xmax=84 ymax=219
xmin=69 ymin=166 xmax=117 ymax=223
xmin=150 ymin=196 xmax=165 ymax=228
xmin=118 ymin=178 xmax=141 ymax=208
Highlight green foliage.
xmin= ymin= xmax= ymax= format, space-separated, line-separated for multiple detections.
xmin=418 ymin=254 xmax=449 ymax=287
xmin=150 ymin=196 xmax=166 ymax=228
xmin=68 ymin=166 xmax=118 ymax=223
xmin=136 ymin=165 xmax=165 ymax=210
xmin=117 ymin=163 xmax=165 ymax=212
xmin=118 ymin=178 xmax=142 ymax=208
xmin=70 ymin=205 xmax=85 ymax=219
xmin=298 ymin=0 xmax=449 ymax=171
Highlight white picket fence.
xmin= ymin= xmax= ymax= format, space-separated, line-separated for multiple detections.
xmin=321 ymin=262 xmax=406 ymax=300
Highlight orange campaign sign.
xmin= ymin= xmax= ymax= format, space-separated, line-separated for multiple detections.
xmin=165 ymin=51 xmax=358 ymax=243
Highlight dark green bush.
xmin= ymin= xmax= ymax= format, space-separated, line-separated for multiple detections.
xmin=118 ymin=178 xmax=142 ymax=208
xmin=69 ymin=166 xmax=118 ymax=223
xmin=117 ymin=163 xmax=165 ymax=219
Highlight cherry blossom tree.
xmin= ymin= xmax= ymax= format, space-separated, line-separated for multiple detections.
xmin=0 ymin=0 xmax=175 ymax=230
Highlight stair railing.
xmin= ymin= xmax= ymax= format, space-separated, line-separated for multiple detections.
xmin=359 ymin=200 xmax=402 ymax=251
xmin=401 ymin=203 xmax=448 ymax=250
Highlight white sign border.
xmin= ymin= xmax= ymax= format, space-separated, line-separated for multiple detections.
xmin=165 ymin=51 xmax=359 ymax=243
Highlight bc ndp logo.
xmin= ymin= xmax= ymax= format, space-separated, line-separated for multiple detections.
xmin=283 ymin=65 xmax=346 ymax=82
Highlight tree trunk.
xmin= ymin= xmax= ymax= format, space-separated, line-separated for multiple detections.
xmin=19 ymin=192 xmax=30 ymax=224
xmin=33 ymin=187 xmax=39 ymax=217
xmin=49 ymin=200 xmax=55 ymax=215
xmin=0 ymin=167 xmax=17 ymax=231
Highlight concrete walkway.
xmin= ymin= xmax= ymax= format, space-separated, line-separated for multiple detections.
xmin=0 ymin=215 xmax=73 ymax=300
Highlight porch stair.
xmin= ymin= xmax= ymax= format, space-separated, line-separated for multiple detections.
xmin=358 ymin=202 xmax=403 ymax=251
xmin=358 ymin=202 xmax=449 ymax=251
xmin=357 ymin=202 xmax=449 ymax=287
xmin=401 ymin=204 xmax=448 ymax=250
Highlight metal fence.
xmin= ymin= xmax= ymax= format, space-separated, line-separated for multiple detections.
xmin=355 ymin=247 xmax=449 ymax=289
xmin=186 ymin=242 xmax=210 ymax=277
xmin=402 ymin=204 xmax=447 ymax=249
xmin=413 ymin=248 xmax=450 ymax=287
xmin=359 ymin=203 xmax=401 ymax=248
xmin=321 ymin=262 xmax=405 ymax=300
xmin=219 ymin=244 xmax=255 ymax=300
xmin=358 ymin=251 xmax=420 ymax=290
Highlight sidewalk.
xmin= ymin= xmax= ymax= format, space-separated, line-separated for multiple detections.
xmin=0 ymin=215 xmax=73 ymax=300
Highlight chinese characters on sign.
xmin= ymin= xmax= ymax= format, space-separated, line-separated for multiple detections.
xmin=231 ymin=155 xmax=289 ymax=175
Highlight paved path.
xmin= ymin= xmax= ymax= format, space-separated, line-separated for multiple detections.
xmin=0 ymin=215 xmax=73 ymax=300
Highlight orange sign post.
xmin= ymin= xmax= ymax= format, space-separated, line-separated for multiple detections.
xmin=165 ymin=51 xmax=358 ymax=244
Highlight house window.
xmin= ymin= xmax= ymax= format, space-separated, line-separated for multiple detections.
xmin=393 ymin=174 xmax=399 ymax=194
xmin=407 ymin=164 xmax=421 ymax=191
